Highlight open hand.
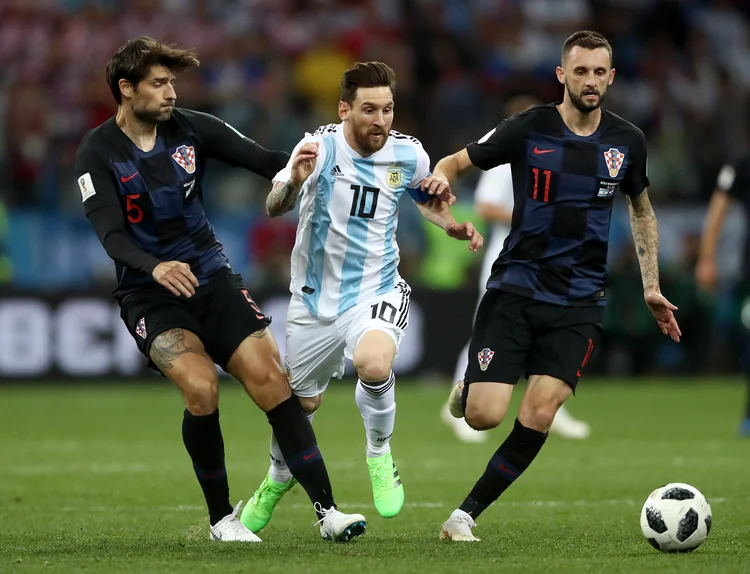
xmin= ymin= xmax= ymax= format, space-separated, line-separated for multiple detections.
xmin=645 ymin=288 xmax=681 ymax=343
xmin=445 ymin=221 xmax=484 ymax=252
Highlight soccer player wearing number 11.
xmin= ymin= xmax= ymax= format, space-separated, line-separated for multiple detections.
xmin=426 ymin=31 xmax=683 ymax=541
xmin=240 ymin=62 xmax=484 ymax=534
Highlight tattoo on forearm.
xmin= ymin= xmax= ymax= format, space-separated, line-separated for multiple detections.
xmin=149 ymin=328 xmax=206 ymax=371
xmin=626 ymin=191 xmax=660 ymax=290
xmin=266 ymin=181 xmax=300 ymax=217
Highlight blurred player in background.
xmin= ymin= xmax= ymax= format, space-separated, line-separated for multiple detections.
xmin=240 ymin=61 xmax=482 ymax=534
xmin=422 ymin=31 xmax=680 ymax=541
xmin=696 ymin=157 xmax=750 ymax=435
xmin=76 ymin=37 xmax=365 ymax=543
xmin=441 ymin=93 xmax=591 ymax=443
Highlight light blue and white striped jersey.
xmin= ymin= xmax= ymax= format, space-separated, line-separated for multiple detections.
xmin=274 ymin=123 xmax=430 ymax=321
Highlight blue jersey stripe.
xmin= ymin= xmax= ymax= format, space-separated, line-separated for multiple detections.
xmin=378 ymin=143 xmax=417 ymax=294
xmin=338 ymin=157 xmax=376 ymax=315
xmin=303 ymin=137 xmax=336 ymax=316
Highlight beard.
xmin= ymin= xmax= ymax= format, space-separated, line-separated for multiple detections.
xmin=566 ymin=81 xmax=606 ymax=114
xmin=352 ymin=123 xmax=389 ymax=154
xmin=132 ymin=101 xmax=174 ymax=124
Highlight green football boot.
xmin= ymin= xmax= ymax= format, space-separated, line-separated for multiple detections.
xmin=239 ymin=473 xmax=297 ymax=533
xmin=367 ymin=452 xmax=404 ymax=518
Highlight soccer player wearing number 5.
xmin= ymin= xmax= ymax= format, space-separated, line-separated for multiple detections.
xmin=240 ymin=62 xmax=483 ymax=533
xmin=426 ymin=31 xmax=682 ymax=541
xmin=76 ymin=37 xmax=366 ymax=543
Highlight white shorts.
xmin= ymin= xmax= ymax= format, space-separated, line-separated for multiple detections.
xmin=285 ymin=281 xmax=411 ymax=398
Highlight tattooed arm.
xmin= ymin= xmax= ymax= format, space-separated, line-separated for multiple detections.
xmin=625 ymin=189 xmax=660 ymax=291
xmin=625 ymin=189 xmax=682 ymax=342
xmin=265 ymin=141 xmax=319 ymax=218
xmin=266 ymin=180 xmax=303 ymax=217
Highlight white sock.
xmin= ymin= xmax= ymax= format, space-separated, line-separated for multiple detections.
xmin=355 ymin=371 xmax=396 ymax=458
xmin=268 ymin=412 xmax=314 ymax=483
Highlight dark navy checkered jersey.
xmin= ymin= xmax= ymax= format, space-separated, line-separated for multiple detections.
xmin=76 ymin=108 xmax=287 ymax=292
xmin=466 ymin=103 xmax=649 ymax=307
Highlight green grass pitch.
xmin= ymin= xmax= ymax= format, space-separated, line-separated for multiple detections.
xmin=1 ymin=379 xmax=749 ymax=573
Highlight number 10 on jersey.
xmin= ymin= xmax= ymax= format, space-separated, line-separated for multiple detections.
xmin=350 ymin=185 xmax=380 ymax=219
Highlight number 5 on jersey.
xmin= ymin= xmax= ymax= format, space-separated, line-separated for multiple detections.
xmin=126 ymin=193 xmax=143 ymax=223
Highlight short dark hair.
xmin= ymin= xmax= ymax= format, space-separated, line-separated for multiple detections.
xmin=561 ymin=30 xmax=613 ymax=66
xmin=340 ymin=62 xmax=396 ymax=105
xmin=105 ymin=37 xmax=200 ymax=104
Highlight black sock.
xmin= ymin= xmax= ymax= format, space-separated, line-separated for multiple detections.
xmin=267 ymin=396 xmax=335 ymax=519
xmin=459 ymin=419 xmax=548 ymax=519
xmin=182 ymin=409 xmax=233 ymax=526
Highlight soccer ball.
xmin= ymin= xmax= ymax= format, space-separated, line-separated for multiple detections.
xmin=640 ymin=483 xmax=712 ymax=553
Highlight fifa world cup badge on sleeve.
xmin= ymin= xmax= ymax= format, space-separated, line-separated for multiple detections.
xmin=478 ymin=348 xmax=495 ymax=372
xmin=78 ymin=173 xmax=96 ymax=202
xmin=172 ymin=145 xmax=196 ymax=174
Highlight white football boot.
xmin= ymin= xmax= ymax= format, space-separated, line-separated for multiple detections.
xmin=440 ymin=509 xmax=480 ymax=542
xmin=441 ymin=402 xmax=487 ymax=443
xmin=314 ymin=503 xmax=367 ymax=542
xmin=210 ymin=501 xmax=262 ymax=542
xmin=549 ymin=405 xmax=591 ymax=440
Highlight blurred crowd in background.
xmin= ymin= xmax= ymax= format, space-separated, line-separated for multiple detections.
xmin=1 ymin=0 xmax=750 ymax=374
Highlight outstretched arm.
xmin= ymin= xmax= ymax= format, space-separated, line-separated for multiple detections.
xmin=414 ymin=197 xmax=483 ymax=252
xmin=626 ymin=189 xmax=681 ymax=342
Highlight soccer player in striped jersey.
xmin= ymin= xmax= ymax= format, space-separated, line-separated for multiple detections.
xmin=240 ymin=62 xmax=483 ymax=533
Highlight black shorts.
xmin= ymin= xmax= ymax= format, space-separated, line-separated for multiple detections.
xmin=118 ymin=271 xmax=271 ymax=373
xmin=464 ymin=289 xmax=603 ymax=390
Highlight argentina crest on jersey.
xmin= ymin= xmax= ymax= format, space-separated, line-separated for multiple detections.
xmin=386 ymin=165 xmax=402 ymax=190
xmin=172 ymin=145 xmax=196 ymax=174
xmin=604 ymin=148 xmax=625 ymax=178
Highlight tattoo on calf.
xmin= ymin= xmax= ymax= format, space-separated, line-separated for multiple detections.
xmin=149 ymin=328 xmax=205 ymax=371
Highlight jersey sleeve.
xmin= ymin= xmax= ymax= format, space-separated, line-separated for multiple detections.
xmin=619 ymin=128 xmax=650 ymax=196
xmin=474 ymin=164 xmax=514 ymax=209
xmin=465 ymin=114 xmax=526 ymax=171
xmin=76 ymin=136 xmax=161 ymax=274
xmin=716 ymin=156 xmax=750 ymax=200
xmin=75 ymin=137 xmax=120 ymax=215
xmin=185 ymin=110 xmax=290 ymax=180
xmin=406 ymin=143 xmax=432 ymax=203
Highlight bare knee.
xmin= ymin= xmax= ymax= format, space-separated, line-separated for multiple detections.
xmin=518 ymin=404 xmax=559 ymax=432
xmin=465 ymin=403 xmax=505 ymax=431
xmin=183 ymin=377 xmax=219 ymax=415
xmin=249 ymin=365 xmax=293 ymax=412
xmin=298 ymin=394 xmax=323 ymax=415
xmin=353 ymin=353 xmax=392 ymax=382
